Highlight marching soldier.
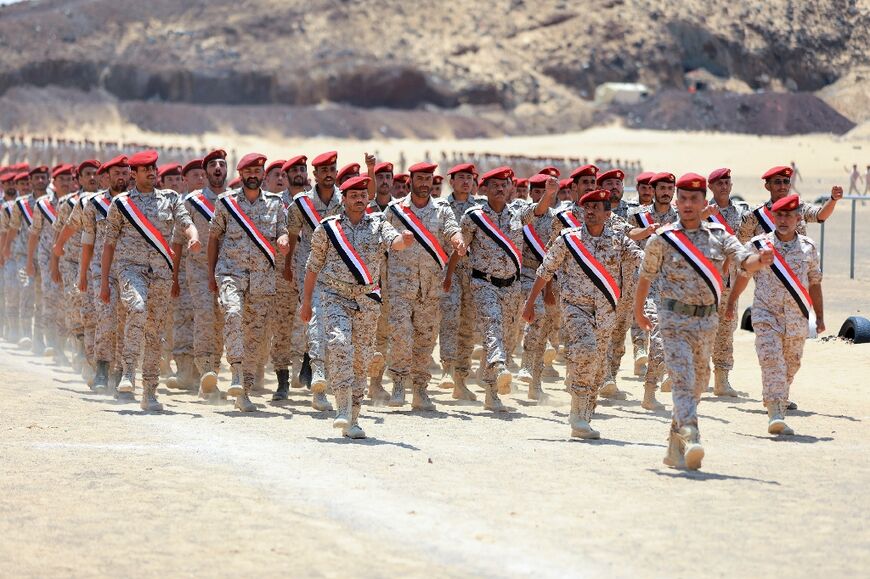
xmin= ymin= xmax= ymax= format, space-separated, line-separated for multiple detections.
xmin=628 ymin=171 xmax=655 ymax=376
xmin=300 ymin=175 xmax=413 ymax=438
xmin=208 ymin=153 xmax=290 ymax=412
xmin=21 ymin=166 xmax=53 ymax=355
xmin=634 ymin=173 xmax=770 ymax=470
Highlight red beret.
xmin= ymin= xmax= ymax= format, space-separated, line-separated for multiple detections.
xmin=708 ymin=168 xmax=731 ymax=183
xmin=597 ymin=168 xmax=625 ymax=185
xmin=281 ymin=155 xmax=307 ymax=172
xmin=528 ymin=174 xmax=549 ymax=187
xmin=433 ymin=175 xmax=444 ymax=185
xmin=228 ymin=176 xmax=242 ymax=188
xmin=374 ymin=161 xmax=394 ymax=174
xmin=635 ymin=171 xmax=655 ymax=185
xmin=340 ymin=175 xmax=371 ymax=192
xmin=558 ymin=178 xmax=573 ymax=189
xmin=0 ymin=173 xmax=13 ymax=184
xmin=14 ymin=172 xmax=30 ymax=181
xmin=28 ymin=165 xmax=49 ymax=176
xmin=480 ymin=166 xmax=512 ymax=183
xmin=515 ymin=178 xmax=528 ymax=187
xmin=182 ymin=159 xmax=203 ymax=175
xmin=337 ymin=162 xmax=361 ymax=181
xmin=762 ymin=166 xmax=793 ymax=180
xmin=52 ymin=164 xmax=75 ymax=178
xmin=312 ymin=151 xmax=338 ymax=167
xmin=99 ymin=155 xmax=128 ymax=175
xmin=77 ymin=160 xmax=101 ymax=174
xmin=158 ymin=163 xmax=182 ymax=178
xmin=128 ymin=150 xmax=159 ymax=168
xmin=13 ymin=163 xmax=30 ymax=171
xmin=649 ymin=172 xmax=676 ymax=186
xmin=570 ymin=164 xmax=598 ymax=180
xmin=676 ymin=172 xmax=707 ymax=192
xmin=236 ymin=153 xmax=267 ymax=171
xmin=771 ymin=194 xmax=800 ymax=212
xmin=538 ymin=166 xmax=561 ymax=178
xmin=408 ymin=162 xmax=437 ymax=174
xmin=447 ymin=163 xmax=476 ymax=176
xmin=579 ymin=189 xmax=612 ymax=204
xmin=266 ymin=160 xmax=286 ymax=174
xmin=203 ymin=149 xmax=227 ymax=166
xmin=394 ymin=173 xmax=409 ymax=184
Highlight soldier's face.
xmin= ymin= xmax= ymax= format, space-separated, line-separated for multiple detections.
xmin=529 ymin=185 xmax=545 ymax=203
xmin=773 ymin=209 xmax=799 ymax=237
xmin=79 ymin=167 xmax=98 ymax=192
xmin=450 ymin=172 xmax=473 ymax=195
xmin=239 ymin=166 xmax=264 ymax=190
xmin=637 ymin=183 xmax=653 ymax=205
xmin=185 ymin=168 xmax=207 ymax=192
xmin=16 ymin=179 xmax=31 ymax=194
xmin=30 ymin=172 xmax=48 ymax=192
xmin=285 ymin=165 xmax=307 ymax=187
xmin=411 ymin=172 xmax=432 ymax=198
xmin=343 ymin=188 xmax=368 ymax=212
xmin=314 ymin=164 xmax=337 ymax=188
xmin=391 ymin=181 xmax=406 ymax=199
xmin=654 ymin=182 xmax=674 ymax=205
xmin=557 ymin=187 xmax=572 ymax=202
xmin=135 ymin=165 xmax=157 ymax=190
xmin=710 ymin=177 xmax=732 ymax=198
xmin=516 ymin=185 xmax=529 ymax=200
xmin=431 ymin=183 xmax=442 ymax=197
xmin=163 ymin=174 xmax=184 ymax=193
xmin=108 ymin=166 xmax=130 ymax=193
xmin=764 ymin=177 xmax=791 ymax=201
xmin=601 ymin=178 xmax=623 ymax=201
xmin=675 ymin=189 xmax=706 ymax=220
xmin=583 ymin=201 xmax=609 ymax=226
xmin=577 ymin=176 xmax=596 ymax=195
xmin=54 ymin=174 xmax=73 ymax=195
xmin=206 ymin=159 xmax=227 ymax=188
xmin=264 ymin=168 xmax=286 ymax=192
xmin=99 ymin=173 xmax=111 ymax=190
xmin=375 ymin=172 xmax=393 ymax=195
xmin=485 ymin=178 xmax=508 ymax=204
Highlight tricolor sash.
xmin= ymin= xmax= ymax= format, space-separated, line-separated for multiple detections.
xmin=634 ymin=211 xmax=655 ymax=228
xmin=2 ymin=201 xmax=12 ymax=217
xmin=365 ymin=205 xmax=377 ymax=215
xmin=659 ymin=226 xmax=723 ymax=306
xmin=186 ymin=192 xmax=215 ymax=222
xmin=562 ymin=231 xmax=620 ymax=309
xmin=16 ymin=197 xmax=33 ymax=227
xmin=752 ymin=236 xmax=813 ymax=319
xmin=321 ymin=216 xmax=382 ymax=302
xmin=65 ymin=194 xmax=79 ymax=209
xmin=389 ymin=203 xmax=448 ymax=269
xmin=35 ymin=196 xmax=57 ymax=225
xmin=293 ymin=192 xmax=323 ymax=230
xmin=707 ymin=212 xmax=734 ymax=234
xmin=220 ymin=195 xmax=276 ymax=268
xmin=522 ymin=224 xmax=547 ymax=263
xmin=467 ymin=207 xmax=522 ymax=274
xmin=91 ymin=193 xmax=111 ymax=219
xmin=753 ymin=205 xmax=775 ymax=233
xmin=115 ymin=195 xmax=175 ymax=271
xmin=556 ymin=208 xmax=581 ymax=228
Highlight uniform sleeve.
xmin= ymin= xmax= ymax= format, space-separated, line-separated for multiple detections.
xmin=806 ymin=240 xmax=822 ymax=285
xmin=620 ymin=236 xmax=644 ymax=290
xmin=801 ymin=203 xmax=823 ymax=224
xmin=721 ymin=231 xmax=752 ymax=270
xmin=209 ymin=201 xmax=227 ymax=238
xmin=9 ymin=205 xmax=21 ymax=229
xmin=66 ymin=202 xmax=85 ymax=232
xmin=30 ymin=209 xmax=44 ymax=234
xmin=380 ymin=219 xmax=400 ymax=253
xmin=737 ymin=210 xmax=757 ymax=243
xmin=306 ymin=224 xmax=329 ymax=274
xmin=549 ymin=219 xmax=564 ymax=246
xmin=460 ymin=212 xmax=476 ymax=246
xmin=639 ymin=234 xmax=665 ymax=282
xmin=80 ymin=205 xmax=96 ymax=246
xmin=286 ymin=203 xmax=303 ymax=238
xmin=519 ymin=201 xmax=537 ymax=226
xmin=535 ymin=235 xmax=567 ymax=281
xmin=52 ymin=204 xmax=69 ymax=233
xmin=172 ymin=194 xmax=193 ymax=230
xmin=104 ymin=200 xmax=124 ymax=245
xmin=440 ymin=205 xmax=460 ymax=239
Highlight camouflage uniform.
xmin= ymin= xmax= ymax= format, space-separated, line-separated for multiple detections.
xmin=610 ymin=198 xmax=638 ymax=220
xmin=210 ymin=189 xmax=286 ymax=392
xmin=602 ymin=213 xmax=640 ymax=382
xmin=1 ymin=200 xmax=18 ymax=338
xmin=710 ymin=200 xmax=750 ymax=372
xmin=268 ymin=189 xmax=296 ymax=373
xmin=519 ymin=208 xmax=555 ymax=391
xmin=171 ymin=246 xmax=194 ymax=360
xmin=105 ymin=187 xmax=193 ymax=392
xmin=737 ymin=200 xmax=823 ymax=243
xmin=67 ymin=193 xmax=100 ymax=364
xmin=54 ymin=193 xmax=85 ymax=345
xmin=745 ymin=232 xmax=821 ymax=405
xmin=438 ymin=193 xmax=480 ymax=378
xmin=28 ymin=194 xmax=61 ymax=347
xmin=639 ymin=220 xmax=750 ymax=434
xmin=184 ymin=188 xmax=225 ymax=377
xmin=306 ymin=211 xmax=399 ymax=425
xmin=385 ymin=195 xmax=460 ymax=393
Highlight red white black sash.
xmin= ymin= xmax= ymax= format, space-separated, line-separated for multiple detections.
xmin=186 ymin=192 xmax=215 ymax=222
xmin=556 ymin=208 xmax=581 ymax=228
xmin=35 ymin=196 xmax=57 ymax=225
xmin=522 ymin=224 xmax=547 ymax=263
xmin=15 ymin=197 xmax=33 ymax=227
xmin=707 ymin=212 xmax=735 ymax=234
xmin=753 ymin=205 xmax=776 ymax=233
xmin=65 ymin=193 xmax=79 ymax=209
xmin=91 ymin=193 xmax=112 ymax=219
xmin=389 ymin=202 xmax=448 ymax=269
xmin=219 ymin=195 xmax=276 ymax=269
xmin=752 ymin=236 xmax=813 ymax=319
xmin=2 ymin=201 xmax=12 ymax=217
xmin=659 ymin=226 xmax=723 ymax=306
xmin=293 ymin=192 xmax=323 ymax=230
xmin=321 ymin=216 xmax=382 ymax=302
xmin=115 ymin=195 xmax=175 ymax=270
xmin=467 ymin=207 xmax=522 ymax=274
xmin=562 ymin=230 xmax=620 ymax=309
xmin=365 ymin=205 xmax=377 ymax=215
xmin=634 ymin=211 xmax=655 ymax=228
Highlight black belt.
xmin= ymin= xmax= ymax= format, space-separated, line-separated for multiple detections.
xmin=472 ymin=269 xmax=518 ymax=288
xmin=663 ymin=299 xmax=716 ymax=318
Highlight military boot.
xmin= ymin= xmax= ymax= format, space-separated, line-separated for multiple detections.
xmin=661 ymin=373 xmax=672 ymax=393
xmin=642 ymin=383 xmax=665 ymax=411
xmin=495 ymin=362 xmax=513 ymax=395
xmin=298 ymin=352 xmax=312 ymax=388
xmin=677 ymin=425 xmax=704 ymax=470
xmin=599 ymin=374 xmax=627 ymax=400
xmin=93 ymin=361 xmax=110 ymax=394
xmin=227 ymin=363 xmax=244 ymax=397
xmin=333 ymin=388 xmax=352 ymax=430
xmin=543 ymin=346 xmax=557 ymax=365
xmin=290 ymin=354 xmax=303 ymax=388
xmin=272 ymin=369 xmax=290 ymax=401
xmin=451 ymin=373 xmax=477 ymax=401
xmin=17 ymin=335 xmax=32 ymax=350
xmin=140 ymin=385 xmax=164 ymax=412
xmin=471 ymin=344 xmax=484 ymax=361
xmin=713 ymin=368 xmax=739 ymax=397
xmin=388 ymin=378 xmax=407 ymax=407
xmin=199 ymin=370 xmax=220 ymax=401
xmin=367 ymin=351 xmax=385 ymax=379
xmin=633 ymin=346 xmax=648 ymax=377
xmin=767 ymin=400 xmax=794 ymax=436
xmin=253 ymin=364 xmax=266 ymax=392
xmin=343 ymin=403 xmax=366 ymax=439
xmin=235 ymin=386 xmax=257 ymax=412
xmin=411 ymin=384 xmax=436 ymax=412
xmin=569 ymin=392 xmax=600 ymax=439
xmin=82 ymin=358 xmax=96 ymax=389
xmin=310 ymin=364 xmax=332 ymax=411
xmin=368 ymin=375 xmax=390 ymax=404
xmin=159 ymin=357 xmax=171 ymax=379
xmin=484 ymin=383 xmax=507 ymax=413
xmin=662 ymin=429 xmax=685 ymax=468
xmin=516 ymin=351 xmax=533 ymax=384
xmin=439 ymin=363 xmax=455 ymax=389
xmin=117 ymin=371 xmax=135 ymax=394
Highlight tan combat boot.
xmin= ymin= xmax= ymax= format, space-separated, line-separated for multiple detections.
xmin=117 ymin=371 xmax=135 ymax=394
xmin=642 ymin=383 xmax=665 ymax=411
xmin=343 ymin=404 xmax=366 ymax=439
xmin=368 ymin=375 xmax=390 ymax=404
xmin=662 ymin=429 xmax=685 ymax=468
xmin=569 ymin=392 xmax=600 ymax=439
xmin=599 ymin=375 xmax=627 ymax=400
xmin=678 ymin=425 xmax=704 ymax=470
xmin=516 ymin=352 xmax=533 ymax=384
xmin=471 ymin=344 xmax=484 ymax=361
xmin=310 ymin=364 xmax=333 ymax=411
xmin=367 ymin=351 xmax=385 ymax=379
xmin=484 ymin=383 xmax=508 ymax=413
xmin=439 ymin=363 xmax=456 ymax=389
xmin=543 ymin=346 xmax=557 ymax=365
xmin=140 ymin=385 xmax=164 ymax=412
xmin=235 ymin=387 xmax=256 ymax=412
xmin=713 ymin=368 xmax=739 ymax=397
xmin=633 ymin=346 xmax=648 ymax=377
xmin=495 ymin=362 xmax=513 ymax=395
xmin=411 ymin=384 xmax=436 ymax=412
xmin=387 ymin=378 xmax=407 ymax=407
xmin=661 ymin=373 xmax=672 ymax=393
xmin=227 ymin=363 xmax=244 ymax=397
xmin=333 ymin=388 xmax=351 ymax=429
xmin=451 ymin=373 xmax=477 ymax=401
xmin=767 ymin=400 xmax=795 ymax=435
xmin=290 ymin=354 xmax=304 ymax=389
xmin=253 ymin=364 xmax=266 ymax=392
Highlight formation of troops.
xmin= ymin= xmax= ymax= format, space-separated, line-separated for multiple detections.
xmin=0 ymin=149 xmax=843 ymax=470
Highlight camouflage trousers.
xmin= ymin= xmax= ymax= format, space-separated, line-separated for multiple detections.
xmin=374 ymin=262 xmax=390 ymax=367
xmin=91 ymin=268 xmax=122 ymax=369
xmin=322 ymin=288 xmax=379 ymax=405
xmin=660 ymin=309 xmax=718 ymax=430
xmin=388 ymin=279 xmax=441 ymax=386
xmin=18 ymin=260 xmax=37 ymax=339
xmin=217 ymin=273 xmax=272 ymax=388
xmin=629 ymin=319 xmax=648 ymax=355
xmin=172 ymin=273 xmax=194 ymax=357
xmin=712 ymin=287 xmax=737 ymax=370
xmin=185 ymin=257 xmax=224 ymax=375
xmin=520 ymin=272 xmax=548 ymax=383
xmin=563 ymin=302 xmax=615 ymax=396
xmin=545 ymin=299 xmax=561 ymax=350
xmin=471 ymin=277 xmax=522 ymax=385
xmin=754 ymin=320 xmax=805 ymax=405
xmin=118 ymin=266 xmax=172 ymax=387
xmin=81 ymin=268 xmax=97 ymax=364
xmin=269 ymin=257 xmax=299 ymax=370
xmin=59 ymin=260 xmax=84 ymax=337
xmin=4 ymin=256 xmax=20 ymax=335
xmin=606 ymin=291 xmax=634 ymax=377
xmin=439 ymin=264 xmax=475 ymax=376
xmin=643 ymin=298 xmax=666 ymax=387
xmin=37 ymin=249 xmax=62 ymax=345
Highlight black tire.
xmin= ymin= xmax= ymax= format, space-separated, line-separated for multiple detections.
xmin=740 ymin=307 xmax=753 ymax=332
xmin=838 ymin=316 xmax=870 ymax=344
